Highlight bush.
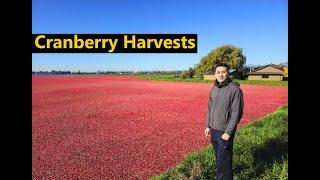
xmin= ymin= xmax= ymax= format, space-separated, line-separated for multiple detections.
xmin=179 ymin=72 xmax=188 ymax=79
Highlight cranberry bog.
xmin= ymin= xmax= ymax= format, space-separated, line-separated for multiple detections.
xmin=32 ymin=75 xmax=288 ymax=179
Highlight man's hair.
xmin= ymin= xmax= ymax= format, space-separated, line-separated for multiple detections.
xmin=214 ymin=62 xmax=230 ymax=73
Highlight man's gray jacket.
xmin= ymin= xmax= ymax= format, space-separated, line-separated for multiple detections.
xmin=206 ymin=79 xmax=244 ymax=135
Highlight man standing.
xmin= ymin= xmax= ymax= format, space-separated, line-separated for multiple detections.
xmin=205 ymin=63 xmax=244 ymax=180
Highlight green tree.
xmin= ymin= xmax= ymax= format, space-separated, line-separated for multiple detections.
xmin=195 ymin=44 xmax=246 ymax=78
xmin=187 ymin=67 xmax=195 ymax=78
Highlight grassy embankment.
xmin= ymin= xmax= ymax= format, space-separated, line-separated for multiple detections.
xmin=136 ymin=74 xmax=288 ymax=86
xmin=150 ymin=105 xmax=288 ymax=180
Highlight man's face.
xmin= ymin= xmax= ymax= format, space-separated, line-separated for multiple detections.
xmin=215 ymin=66 xmax=229 ymax=83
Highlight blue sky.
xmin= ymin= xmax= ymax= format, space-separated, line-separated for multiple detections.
xmin=32 ymin=0 xmax=287 ymax=72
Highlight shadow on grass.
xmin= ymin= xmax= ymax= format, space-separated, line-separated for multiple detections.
xmin=253 ymin=138 xmax=288 ymax=174
xmin=233 ymin=137 xmax=288 ymax=178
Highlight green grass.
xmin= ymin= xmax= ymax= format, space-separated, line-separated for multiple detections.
xmin=233 ymin=80 xmax=288 ymax=86
xmin=136 ymin=74 xmax=288 ymax=86
xmin=149 ymin=105 xmax=288 ymax=180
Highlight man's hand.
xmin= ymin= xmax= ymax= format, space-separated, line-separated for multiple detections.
xmin=221 ymin=133 xmax=230 ymax=141
xmin=205 ymin=127 xmax=210 ymax=138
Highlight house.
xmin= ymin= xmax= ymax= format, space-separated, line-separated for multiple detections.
xmin=247 ymin=64 xmax=284 ymax=81
xmin=203 ymin=69 xmax=242 ymax=80
xmin=203 ymin=71 xmax=215 ymax=80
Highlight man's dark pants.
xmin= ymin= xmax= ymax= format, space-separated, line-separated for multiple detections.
xmin=211 ymin=128 xmax=234 ymax=180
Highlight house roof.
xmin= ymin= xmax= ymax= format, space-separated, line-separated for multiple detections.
xmin=246 ymin=64 xmax=284 ymax=76
xmin=247 ymin=72 xmax=284 ymax=75
xmin=204 ymin=71 xmax=214 ymax=75
xmin=253 ymin=64 xmax=283 ymax=71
